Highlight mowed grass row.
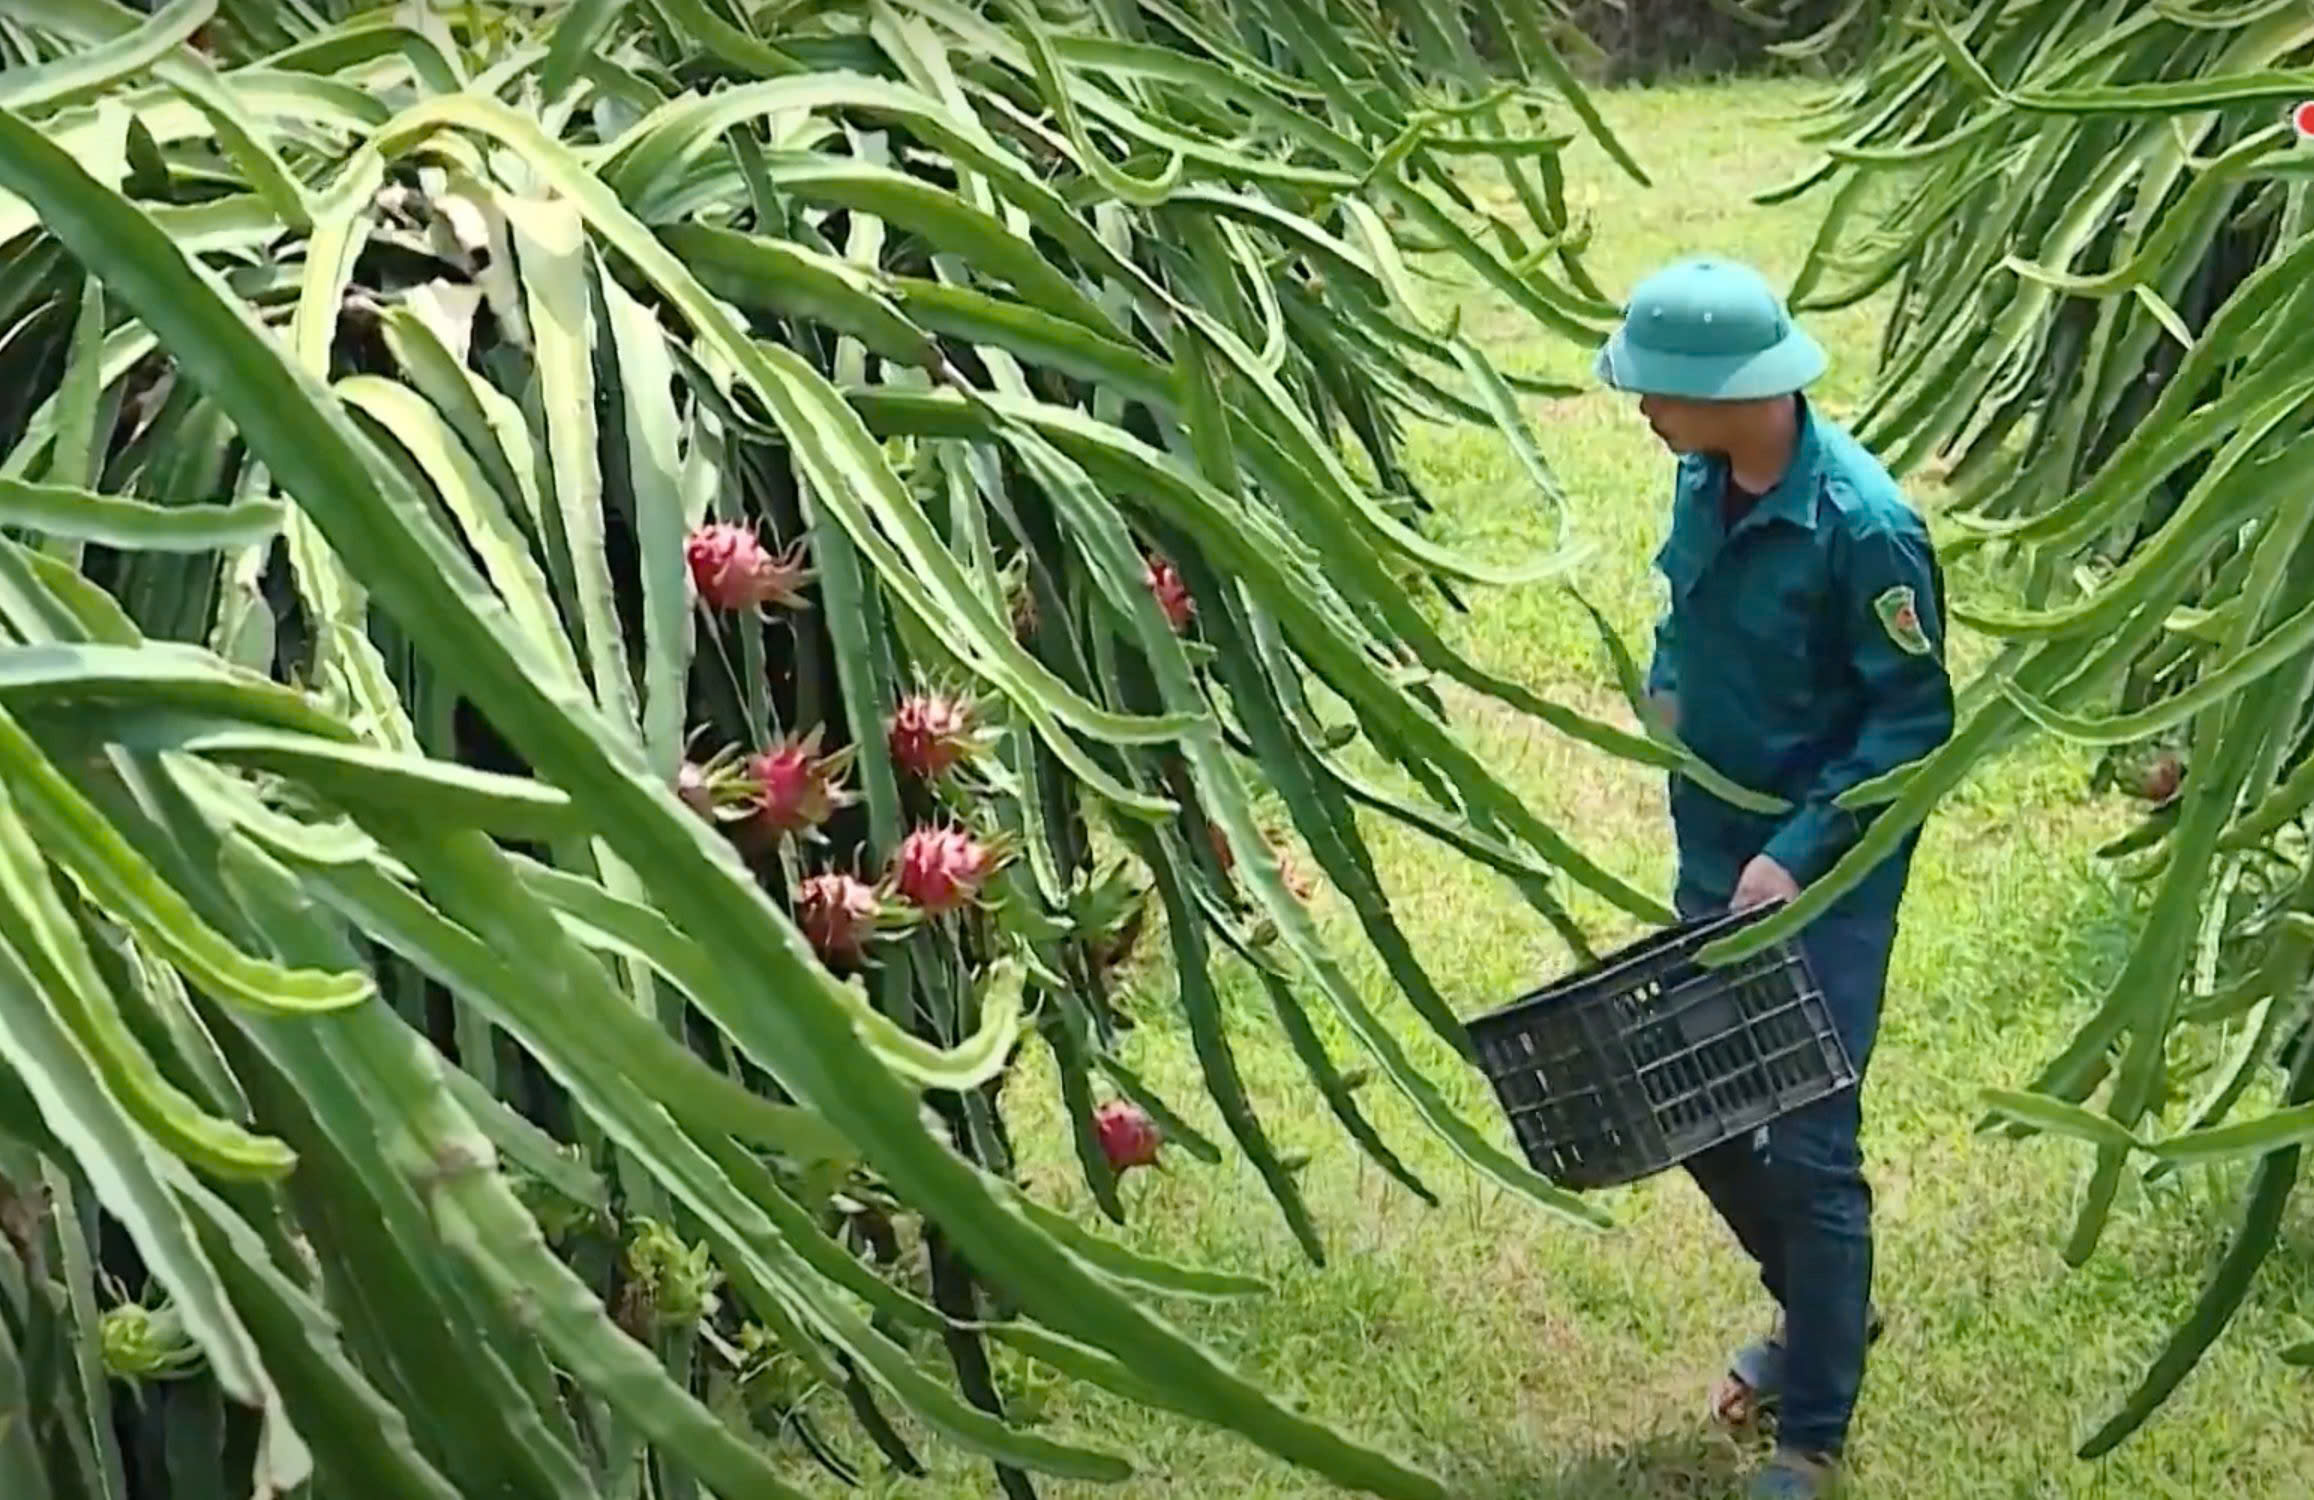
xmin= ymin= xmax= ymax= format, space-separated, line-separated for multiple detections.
xmin=837 ymin=79 xmax=2314 ymax=1498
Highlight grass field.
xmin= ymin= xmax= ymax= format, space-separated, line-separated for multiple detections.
xmin=828 ymin=78 xmax=2314 ymax=1498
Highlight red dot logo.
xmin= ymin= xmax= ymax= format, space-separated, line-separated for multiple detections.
xmin=2295 ymin=100 xmax=2314 ymax=138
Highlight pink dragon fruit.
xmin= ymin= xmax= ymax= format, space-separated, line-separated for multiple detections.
xmin=1093 ymin=1099 xmax=1163 ymax=1173
xmin=1144 ymin=554 xmax=1194 ymax=632
xmin=891 ymin=824 xmax=1009 ymax=915
xmin=2135 ymin=751 xmax=2184 ymax=804
xmin=795 ymin=872 xmax=884 ymax=967
xmin=887 ymin=690 xmax=982 ymax=780
xmin=686 ymin=522 xmax=812 ymax=613
xmin=747 ymin=727 xmax=857 ymax=837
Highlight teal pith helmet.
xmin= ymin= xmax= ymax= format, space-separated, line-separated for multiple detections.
xmin=1593 ymin=255 xmax=1825 ymax=401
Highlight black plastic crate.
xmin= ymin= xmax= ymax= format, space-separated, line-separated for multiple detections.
xmin=1465 ymin=902 xmax=1856 ymax=1191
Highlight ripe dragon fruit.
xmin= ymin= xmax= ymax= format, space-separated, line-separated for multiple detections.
xmin=887 ymin=690 xmax=983 ymax=780
xmin=1144 ymin=554 xmax=1194 ymax=632
xmin=686 ymin=522 xmax=812 ymax=613
xmin=892 ymin=824 xmax=1010 ymax=915
xmin=795 ymin=872 xmax=884 ymax=967
xmin=748 ymin=726 xmax=858 ymax=837
xmin=2135 ymin=751 xmax=2184 ymax=804
xmin=1093 ymin=1099 xmax=1163 ymax=1173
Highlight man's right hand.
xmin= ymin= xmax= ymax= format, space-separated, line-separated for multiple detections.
xmin=1731 ymin=855 xmax=1800 ymax=912
xmin=1648 ymin=691 xmax=1679 ymax=735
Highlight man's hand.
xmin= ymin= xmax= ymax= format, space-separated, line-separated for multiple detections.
xmin=1731 ymin=855 xmax=1800 ymax=912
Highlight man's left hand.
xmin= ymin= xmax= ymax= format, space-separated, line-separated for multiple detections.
xmin=1732 ymin=855 xmax=1800 ymax=911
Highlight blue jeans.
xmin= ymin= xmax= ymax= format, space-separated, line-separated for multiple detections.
xmin=1675 ymin=882 xmax=1895 ymax=1457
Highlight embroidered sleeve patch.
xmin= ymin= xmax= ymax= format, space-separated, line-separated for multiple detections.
xmin=1874 ymin=585 xmax=1931 ymax=656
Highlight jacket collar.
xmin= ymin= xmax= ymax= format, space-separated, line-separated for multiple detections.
xmin=1656 ymin=395 xmax=1826 ymax=596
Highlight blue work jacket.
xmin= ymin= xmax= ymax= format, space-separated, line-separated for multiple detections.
xmin=1646 ymin=399 xmax=1956 ymax=920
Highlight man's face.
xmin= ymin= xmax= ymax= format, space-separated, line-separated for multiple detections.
xmin=1636 ymin=393 xmax=1732 ymax=455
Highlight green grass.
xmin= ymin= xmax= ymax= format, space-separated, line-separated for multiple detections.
xmin=801 ymin=78 xmax=2314 ymax=1498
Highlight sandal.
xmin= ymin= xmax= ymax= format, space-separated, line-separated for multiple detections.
xmin=1709 ymin=1316 xmax=1785 ymax=1427
xmin=1708 ymin=1306 xmax=1887 ymax=1429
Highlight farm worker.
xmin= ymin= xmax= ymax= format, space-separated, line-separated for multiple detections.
xmin=1595 ymin=254 xmax=1956 ymax=1499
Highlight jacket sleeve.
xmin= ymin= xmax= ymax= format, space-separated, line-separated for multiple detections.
xmin=1646 ymin=467 xmax=1697 ymax=703
xmin=1646 ymin=607 xmax=1677 ymax=697
xmin=1761 ymin=519 xmax=1956 ymax=884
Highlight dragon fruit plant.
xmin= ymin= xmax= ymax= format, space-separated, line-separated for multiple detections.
xmin=0 ymin=4 xmax=1661 ymax=1499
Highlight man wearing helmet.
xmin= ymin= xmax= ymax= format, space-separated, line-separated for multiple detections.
xmin=1595 ymin=256 xmax=1957 ymax=1498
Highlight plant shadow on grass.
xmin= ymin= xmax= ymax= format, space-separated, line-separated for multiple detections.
xmin=1459 ymin=1427 xmax=1758 ymax=1500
